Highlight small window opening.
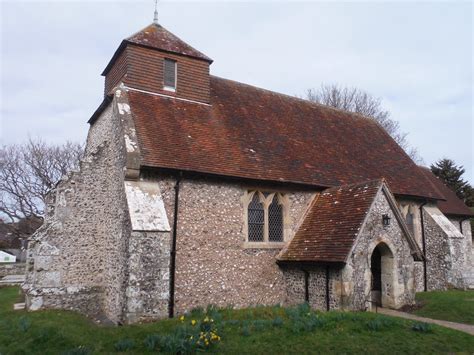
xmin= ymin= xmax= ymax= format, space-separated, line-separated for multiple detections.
xmin=164 ymin=58 xmax=177 ymax=91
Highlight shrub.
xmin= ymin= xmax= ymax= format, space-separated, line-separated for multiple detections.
xmin=412 ymin=322 xmax=433 ymax=333
xmin=114 ymin=338 xmax=135 ymax=352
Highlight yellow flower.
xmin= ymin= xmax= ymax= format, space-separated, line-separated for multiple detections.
xmin=179 ymin=315 xmax=185 ymax=322
xmin=191 ymin=319 xmax=196 ymax=326
xmin=204 ymin=316 xmax=209 ymax=322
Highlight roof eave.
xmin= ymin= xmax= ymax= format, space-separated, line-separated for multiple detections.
xmin=442 ymin=211 xmax=474 ymax=218
xmin=101 ymin=40 xmax=213 ymax=77
xmin=276 ymin=259 xmax=346 ymax=268
xmin=101 ymin=40 xmax=128 ymax=76
xmin=88 ymin=95 xmax=113 ymax=124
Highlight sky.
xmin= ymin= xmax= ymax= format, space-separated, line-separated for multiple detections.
xmin=1 ymin=0 xmax=473 ymax=183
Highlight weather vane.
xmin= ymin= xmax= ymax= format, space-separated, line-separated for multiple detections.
xmin=153 ymin=0 xmax=159 ymax=24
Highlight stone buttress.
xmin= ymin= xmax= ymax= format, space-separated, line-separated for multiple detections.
xmin=23 ymin=85 xmax=172 ymax=324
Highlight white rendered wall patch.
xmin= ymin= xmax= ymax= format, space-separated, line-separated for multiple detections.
xmin=125 ymin=181 xmax=171 ymax=232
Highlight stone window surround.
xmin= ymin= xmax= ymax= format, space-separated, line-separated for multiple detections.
xmin=242 ymin=190 xmax=291 ymax=249
xmin=399 ymin=203 xmax=421 ymax=244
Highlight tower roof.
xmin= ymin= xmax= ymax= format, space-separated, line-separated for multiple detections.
xmin=102 ymin=23 xmax=212 ymax=76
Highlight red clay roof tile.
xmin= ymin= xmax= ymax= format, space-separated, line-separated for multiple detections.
xmin=102 ymin=23 xmax=212 ymax=76
xmin=127 ymin=76 xmax=444 ymax=200
xmin=279 ymin=180 xmax=382 ymax=263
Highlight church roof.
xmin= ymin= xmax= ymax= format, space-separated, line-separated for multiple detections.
xmin=278 ymin=180 xmax=382 ymax=263
xmin=278 ymin=179 xmax=424 ymax=263
xmin=102 ymin=23 xmax=212 ymax=75
xmin=418 ymin=167 xmax=474 ymax=217
xmin=126 ymin=76 xmax=444 ymax=200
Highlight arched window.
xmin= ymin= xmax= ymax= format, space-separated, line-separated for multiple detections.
xmin=248 ymin=193 xmax=264 ymax=242
xmin=245 ymin=191 xmax=287 ymax=245
xmin=268 ymin=194 xmax=283 ymax=242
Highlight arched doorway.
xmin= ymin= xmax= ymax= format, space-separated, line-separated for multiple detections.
xmin=370 ymin=243 xmax=395 ymax=308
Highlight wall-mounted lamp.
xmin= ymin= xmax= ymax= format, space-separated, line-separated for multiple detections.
xmin=382 ymin=214 xmax=391 ymax=227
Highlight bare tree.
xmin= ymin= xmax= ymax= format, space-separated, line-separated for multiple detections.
xmin=305 ymin=84 xmax=422 ymax=163
xmin=0 ymin=138 xmax=83 ymax=225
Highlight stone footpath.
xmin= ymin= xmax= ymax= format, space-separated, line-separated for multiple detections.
xmin=377 ymin=308 xmax=474 ymax=336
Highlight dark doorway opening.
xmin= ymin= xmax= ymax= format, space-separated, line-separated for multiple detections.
xmin=371 ymin=246 xmax=382 ymax=306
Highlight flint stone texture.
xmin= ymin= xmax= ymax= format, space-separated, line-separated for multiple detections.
xmin=0 ymin=263 xmax=26 ymax=278
xmin=282 ymin=267 xmax=341 ymax=310
xmin=423 ymin=206 xmax=471 ymax=289
xmin=24 ymin=98 xmax=132 ymax=323
xmin=23 ymin=85 xmax=473 ymax=323
xmin=147 ymin=172 xmax=315 ymax=314
xmin=343 ymin=189 xmax=416 ymax=310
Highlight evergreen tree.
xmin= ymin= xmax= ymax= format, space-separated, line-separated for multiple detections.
xmin=430 ymin=158 xmax=473 ymax=206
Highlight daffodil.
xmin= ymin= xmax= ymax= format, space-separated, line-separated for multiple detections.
xmin=179 ymin=315 xmax=185 ymax=322
xmin=191 ymin=319 xmax=196 ymax=326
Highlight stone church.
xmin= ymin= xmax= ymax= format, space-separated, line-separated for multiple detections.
xmin=23 ymin=20 xmax=473 ymax=324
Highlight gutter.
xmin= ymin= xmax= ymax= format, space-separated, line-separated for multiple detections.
xmin=303 ymin=270 xmax=309 ymax=303
xmin=419 ymin=200 xmax=428 ymax=292
xmin=169 ymin=172 xmax=183 ymax=318
xmin=325 ymin=266 xmax=330 ymax=311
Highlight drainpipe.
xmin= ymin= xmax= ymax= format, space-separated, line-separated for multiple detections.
xmin=303 ymin=270 xmax=309 ymax=303
xmin=419 ymin=201 xmax=428 ymax=292
xmin=169 ymin=172 xmax=183 ymax=318
xmin=325 ymin=266 xmax=330 ymax=311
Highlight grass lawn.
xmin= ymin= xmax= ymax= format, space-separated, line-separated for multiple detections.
xmin=414 ymin=290 xmax=474 ymax=325
xmin=1 ymin=286 xmax=473 ymax=354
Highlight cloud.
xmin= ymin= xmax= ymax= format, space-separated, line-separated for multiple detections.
xmin=1 ymin=1 xmax=472 ymax=182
